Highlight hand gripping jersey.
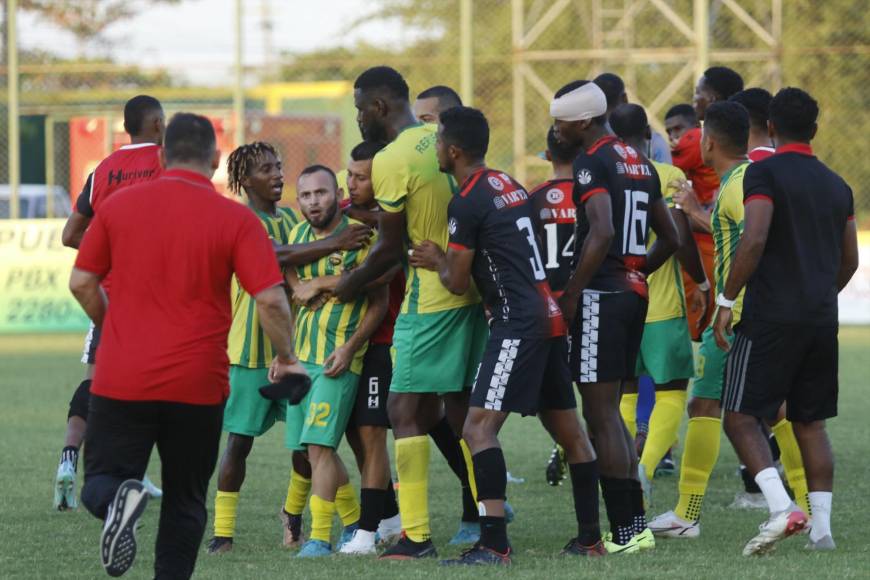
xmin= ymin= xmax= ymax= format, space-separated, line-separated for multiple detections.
xmin=447 ymin=168 xmax=565 ymax=339
xmin=529 ymin=178 xmax=576 ymax=295
xmin=571 ymin=135 xmax=664 ymax=299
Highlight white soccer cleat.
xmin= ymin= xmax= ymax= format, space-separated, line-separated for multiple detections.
xmin=729 ymin=491 xmax=767 ymax=510
xmin=339 ymin=529 xmax=377 ymax=555
xmin=376 ymin=514 xmax=402 ymax=545
xmin=742 ymin=507 xmax=808 ymax=556
xmin=648 ymin=510 xmax=700 ymax=538
xmin=54 ymin=459 xmax=78 ymax=511
xmin=141 ymin=476 xmax=162 ymax=499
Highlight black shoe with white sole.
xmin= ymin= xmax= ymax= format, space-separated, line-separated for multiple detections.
xmin=101 ymin=479 xmax=149 ymax=577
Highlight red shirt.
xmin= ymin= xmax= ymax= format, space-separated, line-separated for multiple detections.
xmin=75 ymin=169 xmax=284 ymax=405
xmin=748 ymin=146 xmax=775 ymax=162
xmin=370 ymin=271 xmax=405 ymax=345
xmin=671 ymin=127 xmax=719 ymax=206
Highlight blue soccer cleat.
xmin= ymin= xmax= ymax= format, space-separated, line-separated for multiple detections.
xmin=297 ymin=539 xmax=332 ymax=558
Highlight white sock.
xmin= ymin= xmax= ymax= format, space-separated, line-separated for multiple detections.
xmin=809 ymin=491 xmax=832 ymax=541
xmin=754 ymin=467 xmax=792 ymax=514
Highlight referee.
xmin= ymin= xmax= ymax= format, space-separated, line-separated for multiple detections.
xmin=69 ymin=113 xmax=304 ymax=578
xmin=713 ymin=88 xmax=859 ymax=555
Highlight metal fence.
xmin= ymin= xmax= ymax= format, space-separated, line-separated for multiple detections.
xmin=1 ymin=0 xmax=867 ymax=222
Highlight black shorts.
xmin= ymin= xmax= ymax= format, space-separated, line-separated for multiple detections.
xmin=469 ymin=334 xmax=576 ymax=416
xmin=722 ymin=321 xmax=838 ymax=423
xmin=81 ymin=322 xmax=101 ymax=365
xmin=570 ymin=290 xmax=647 ymax=384
xmin=348 ymin=343 xmax=392 ymax=428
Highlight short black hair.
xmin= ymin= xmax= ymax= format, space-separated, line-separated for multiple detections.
xmin=417 ymin=85 xmax=463 ymax=109
xmin=610 ymin=103 xmax=648 ymax=141
xmin=350 ymin=141 xmax=386 ymax=162
xmin=703 ymin=66 xmax=744 ymax=100
xmin=729 ymin=88 xmax=773 ymax=131
xmin=298 ymin=164 xmax=338 ymax=190
xmin=769 ymin=87 xmax=819 ymax=142
xmin=354 ymin=66 xmax=410 ymax=101
xmin=593 ymin=72 xmax=626 ymax=109
xmin=703 ymin=101 xmax=749 ymax=155
xmin=163 ymin=113 xmax=215 ymax=165
xmin=554 ymin=80 xmax=608 ymax=126
xmin=123 ymin=95 xmax=162 ymax=136
xmin=665 ymin=103 xmax=697 ymax=123
xmin=440 ymin=106 xmax=489 ymax=161
xmin=546 ymin=126 xmax=582 ymax=164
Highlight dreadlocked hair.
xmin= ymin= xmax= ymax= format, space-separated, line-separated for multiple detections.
xmin=227 ymin=141 xmax=278 ymax=195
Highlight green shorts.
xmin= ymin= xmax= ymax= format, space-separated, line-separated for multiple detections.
xmin=635 ymin=317 xmax=695 ymax=384
xmin=691 ymin=325 xmax=734 ymax=400
xmin=285 ymin=361 xmax=359 ymax=451
xmin=390 ymin=303 xmax=488 ymax=394
xmin=223 ymin=366 xmax=285 ymax=437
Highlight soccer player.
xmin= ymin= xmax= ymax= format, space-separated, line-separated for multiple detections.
xmin=284 ymin=165 xmax=389 ymax=558
xmin=335 ymin=66 xmax=488 ymax=559
xmin=413 ymin=85 xmax=462 ymax=123
xmin=56 ymin=95 xmax=165 ymax=510
xmin=729 ymin=88 xmax=775 ymax=161
xmin=593 ymin=73 xmax=672 ymax=163
xmin=609 ymin=104 xmax=709 ymax=502
xmin=714 ymin=88 xmax=858 ymax=555
xmin=551 ymin=81 xmax=679 ymax=553
xmin=410 ymin=106 xmax=604 ymax=564
xmin=663 ymin=104 xmax=698 ymax=148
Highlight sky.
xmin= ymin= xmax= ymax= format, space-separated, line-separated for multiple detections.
xmin=18 ymin=0 xmax=409 ymax=83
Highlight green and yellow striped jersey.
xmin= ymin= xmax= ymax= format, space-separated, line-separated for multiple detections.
xmin=646 ymin=161 xmax=688 ymax=323
xmin=290 ymin=215 xmax=374 ymax=375
xmin=372 ymin=123 xmax=479 ymax=314
xmin=227 ymin=205 xmax=300 ymax=368
xmin=712 ymin=161 xmax=749 ymax=324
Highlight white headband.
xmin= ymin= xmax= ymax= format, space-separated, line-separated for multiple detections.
xmin=550 ymin=83 xmax=608 ymax=122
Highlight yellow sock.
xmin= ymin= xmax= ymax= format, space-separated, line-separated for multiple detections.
xmin=335 ymin=482 xmax=360 ymax=526
xmin=674 ymin=416 xmax=721 ymax=521
xmin=214 ymin=491 xmax=240 ymax=538
xmin=459 ymin=438 xmax=477 ymax=501
xmin=640 ymin=390 xmax=687 ymax=480
xmin=309 ymin=495 xmax=336 ymax=544
xmin=396 ymin=435 xmax=431 ymax=543
xmin=620 ymin=393 xmax=638 ymax=439
xmin=772 ymin=419 xmax=811 ymax=515
xmin=284 ymin=470 xmax=311 ymax=515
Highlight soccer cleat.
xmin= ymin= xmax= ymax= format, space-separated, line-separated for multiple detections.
xmin=339 ymin=528 xmax=377 ymax=555
xmin=655 ymin=450 xmax=676 ymax=477
xmin=379 ymin=533 xmax=437 ymax=560
xmin=448 ymin=521 xmax=481 ymax=545
xmin=649 ymin=511 xmax=700 ymax=538
xmin=505 ymin=501 xmax=516 ymax=524
xmin=280 ymin=509 xmax=304 ymax=548
xmin=297 ymin=539 xmax=332 ymax=558
xmin=141 ymin=476 xmax=162 ymax=499
xmin=805 ymin=534 xmax=836 ymax=551
xmin=560 ymin=537 xmax=607 ymax=557
xmin=101 ymin=479 xmax=149 ymax=577
xmin=439 ymin=544 xmax=511 ymax=566
xmin=546 ymin=445 xmax=567 ymax=486
xmin=337 ymin=522 xmax=359 ymax=551
xmin=54 ymin=459 xmax=78 ymax=511
xmin=602 ymin=533 xmax=641 ymax=555
xmin=376 ymin=514 xmax=402 ymax=545
xmin=638 ymin=469 xmax=652 ymax=508
xmin=742 ymin=508 xmax=808 ymax=556
xmin=206 ymin=537 xmax=233 ymax=555
xmin=633 ymin=527 xmax=656 ymax=550
xmin=729 ymin=491 xmax=768 ymax=510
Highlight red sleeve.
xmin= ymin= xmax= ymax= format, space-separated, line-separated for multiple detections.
xmin=671 ymin=129 xmax=702 ymax=174
xmin=74 ymin=211 xmax=111 ymax=277
xmin=232 ymin=210 xmax=284 ymax=296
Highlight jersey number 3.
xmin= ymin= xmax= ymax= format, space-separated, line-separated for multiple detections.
xmin=516 ymin=217 xmax=546 ymax=281
xmin=622 ymin=189 xmax=649 ymax=255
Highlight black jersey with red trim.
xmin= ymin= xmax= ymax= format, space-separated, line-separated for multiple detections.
xmin=76 ymin=143 xmax=163 ymax=217
xmin=572 ymin=134 xmax=663 ymax=298
xmin=741 ymin=143 xmax=854 ymax=325
xmin=529 ymin=179 xmax=575 ymax=295
xmin=448 ymin=168 xmax=566 ymax=339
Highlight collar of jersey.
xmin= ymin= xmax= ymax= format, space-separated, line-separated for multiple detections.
xmin=397 ymin=121 xmax=424 ymax=137
xmin=161 ymin=168 xmax=216 ymax=190
xmin=720 ymin=159 xmax=749 ymax=187
xmin=119 ymin=142 xmax=158 ymax=150
xmin=587 ymin=134 xmax=617 ymax=154
xmin=775 ymin=143 xmax=814 ymax=157
xmin=459 ymin=167 xmax=488 ymax=197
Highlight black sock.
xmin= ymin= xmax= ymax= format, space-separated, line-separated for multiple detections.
xmin=429 ymin=417 xmax=479 ymax=522
xmin=359 ymin=488 xmax=385 ymax=532
xmin=569 ymin=461 xmax=601 ymax=545
xmin=383 ymin=479 xmax=399 ymax=519
xmin=629 ymin=479 xmax=646 ymax=535
xmin=768 ymin=431 xmax=781 ymax=462
xmin=600 ymin=477 xmax=634 ymax=545
xmin=60 ymin=446 xmax=79 ymax=471
xmin=741 ymin=465 xmax=761 ymax=493
xmin=472 ymin=447 xmax=508 ymax=550
xmin=480 ymin=516 xmax=509 ymax=553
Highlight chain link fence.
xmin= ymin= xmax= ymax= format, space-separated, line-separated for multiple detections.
xmin=1 ymin=0 xmax=867 ymax=222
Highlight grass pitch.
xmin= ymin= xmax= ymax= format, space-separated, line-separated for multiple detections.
xmin=1 ymin=328 xmax=869 ymax=579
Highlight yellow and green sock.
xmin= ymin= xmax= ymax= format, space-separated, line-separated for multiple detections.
xmin=396 ymin=435 xmax=431 ymax=543
xmin=335 ymin=482 xmax=361 ymax=526
xmin=284 ymin=470 xmax=311 ymax=516
xmin=771 ymin=419 xmax=811 ymax=515
xmin=309 ymin=494 xmax=336 ymax=544
xmin=214 ymin=491 xmax=240 ymax=538
xmin=674 ymin=416 xmax=721 ymax=522
xmin=620 ymin=393 xmax=639 ymax=439
xmin=640 ymin=390 xmax=687 ymax=480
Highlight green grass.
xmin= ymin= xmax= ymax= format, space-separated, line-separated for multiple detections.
xmin=1 ymin=328 xmax=869 ymax=579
